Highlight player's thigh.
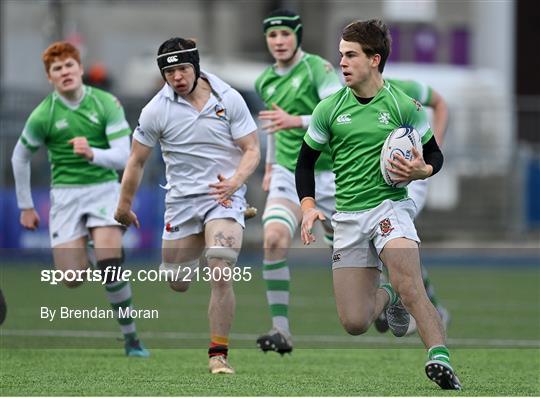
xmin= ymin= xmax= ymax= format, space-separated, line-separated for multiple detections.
xmin=204 ymin=218 xmax=243 ymax=250
xmin=204 ymin=219 xmax=243 ymax=286
xmin=162 ymin=234 xmax=205 ymax=291
xmin=52 ymin=236 xmax=88 ymax=272
xmin=49 ymin=187 xmax=88 ymax=248
xmin=380 ymin=237 xmax=424 ymax=299
xmin=89 ymin=226 xmax=123 ymax=261
xmin=333 ymin=267 xmax=380 ymax=332
xmin=162 ymin=233 xmax=205 ymax=263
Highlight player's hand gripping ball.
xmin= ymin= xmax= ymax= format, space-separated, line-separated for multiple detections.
xmin=380 ymin=126 xmax=423 ymax=188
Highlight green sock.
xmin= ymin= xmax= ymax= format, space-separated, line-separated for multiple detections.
xmin=263 ymin=259 xmax=290 ymax=333
xmin=428 ymin=345 xmax=452 ymax=367
xmin=105 ymin=280 xmax=137 ymax=341
xmin=380 ymin=283 xmax=398 ymax=307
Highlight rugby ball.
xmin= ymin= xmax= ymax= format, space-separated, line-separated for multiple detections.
xmin=380 ymin=126 xmax=422 ymax=188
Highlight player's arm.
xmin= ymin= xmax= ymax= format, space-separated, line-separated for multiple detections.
xmin=258 ymin=60 xmax=341 ymax=134
xmin=209 ymin=131 xmax=260 ymax=204
xmin=428 ymin=88 xmax=449 ymax=145
xmin=295 ymin=141 xmax=324 ymax=245
xmin=421 ymin=136 xmax=444 ymax=177
xmin=68 ymin=135 xmax=130 ymax=169
xmin=259 ymin=103 xmax=306 ymax=133
xmin=114 ymin=140 xmax=153 ymax=228
xmin=71 ymin=94 xmax=131 ymax=167
xmin=295 ymin=100 xmax=331 ymax=244
xmin=91 ymin=135 xmax=130 ymax=169
xmin=11 ymin=141 xmax=39 ymax=230
xmin=233 ymin=131 xmax=261 ymax=184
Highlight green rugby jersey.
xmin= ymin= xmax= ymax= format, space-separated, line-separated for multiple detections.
xmin=19 ymin=85 xmax=131 ymax=186
xmin=305 ymin=80 xmax=433 ymax=212
xmin=255 ymin=52 xmax=341 ymax=172
xmin=387 ymin=78 xmax=432 ymax=106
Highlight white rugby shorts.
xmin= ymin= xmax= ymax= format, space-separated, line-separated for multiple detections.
xmin=407 ymin=179 xmax=428 ymax=216
xmin=331 ymin=199 xmax=420 ymax=270
xmin=49 ymin=181 xmax=122 ymax=247
xmin=267 ymin=164 xmax=336 ymax=220
xmin=162 ymin=186 xmax=247 ymax=240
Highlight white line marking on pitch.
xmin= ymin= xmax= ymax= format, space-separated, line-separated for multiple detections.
xmin=1 ymin=329 xmax=539 ymax=348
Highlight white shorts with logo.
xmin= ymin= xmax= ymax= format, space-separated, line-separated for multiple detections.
xmin=407 ymin=179 xmax=428 ymax=216
xmin=267 ymin=164 xmax=336 ymax=220
xmin=49 ymin=180 xmax=122 ymax=247
xmin=331 ymin=199 xmax=420 ymax=270
xmin=162 ymin=186 xmax=247 ymax=240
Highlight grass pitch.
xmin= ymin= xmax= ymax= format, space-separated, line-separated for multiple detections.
xmin=1 ymin=262 xmax=539 ymax=395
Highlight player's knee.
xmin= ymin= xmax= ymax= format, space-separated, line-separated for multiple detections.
xmin=169 ymin=280 xmax=190 ymax=292
xmin=205 ymin=246 xmax=238 ymax=267
xmin=341 ymin=317 xmax=371 ymax=335
xmin=338 ymin=311 xmax=371 ymax=335
xmin=159 ymin=260 xmax=199 ymax=290
xmin=393 ymin=277 xmax=419 ymax=300
xmin=96 ymin=257 xmax=124 ymax=284
xmin=205 ymin=247 xmax=238 ymax=289
xmin=262 ymin=205 xmax=297 ymax=245
xmin=264 ymin=228 xmax=289 ymax=250
xmin=398 ymin=286 xmax=423 ymax=310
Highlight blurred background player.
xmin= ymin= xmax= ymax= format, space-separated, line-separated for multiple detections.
xmin=254 ymin=9 xmax=342 ymax=354
xmin=296 ymin=19 xmax=461 ymax=390
xmin=83 ymin=62 xmax=112 ymax=91
xmin=375 ymin=77 xmax=451 ymax=335
xmin=10 ymin=41 xmax=148 ymax=357
xmin=114 ymin=37 xmax=260 ymax=374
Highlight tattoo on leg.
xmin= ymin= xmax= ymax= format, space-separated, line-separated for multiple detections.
xmin=213 ymin=232 xmax=235 ymax=248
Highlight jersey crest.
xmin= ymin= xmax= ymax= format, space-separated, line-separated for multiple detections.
xmin=378 ymin=218 xmax=395 ymax=237
xmin=378 ymin=111 xmax=390 ymax=125
xmin=412 ymin=98 xmax=423 ymax=111
xmin=55 ymin=119 xmax=69 ymax=130
xmin=214 ymin=104 xmax=228 ymax=121
xmin=266 ymin=85 xmax=276 ymax=97
xmin=87 ymin=112 xmax=99 ymax=124
xmin=291 ymin=77 xmax=302 ymax=89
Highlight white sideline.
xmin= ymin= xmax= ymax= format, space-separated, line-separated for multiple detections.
xmin=2 ymin=329 xmax=539 ymax=348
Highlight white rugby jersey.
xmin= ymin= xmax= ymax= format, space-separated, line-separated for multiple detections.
xmin=134 ymin=71 xmax=257 ymax=198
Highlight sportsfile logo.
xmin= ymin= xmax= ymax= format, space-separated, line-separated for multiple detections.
xmin=336 ymin=113 xmax=351 ymax=124
xmin=167 ymin=55 xmax=178 ymax=63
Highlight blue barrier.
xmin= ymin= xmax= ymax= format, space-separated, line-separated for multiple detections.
xmin=1 ymin=187 xmax=166 ymax=249
xmin=526 ymin=156 xmax=540 ymax=229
